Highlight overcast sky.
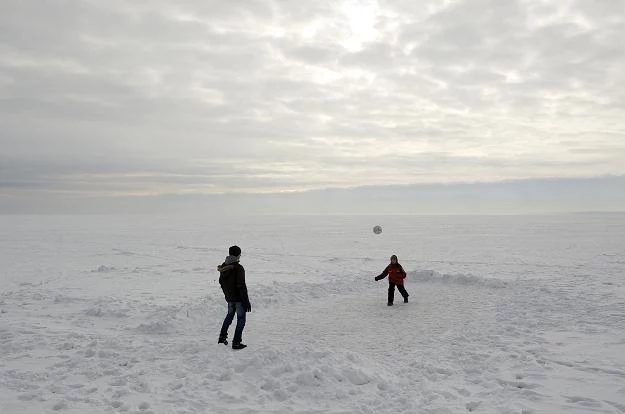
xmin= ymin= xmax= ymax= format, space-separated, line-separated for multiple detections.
xmin=1 ymin=0 xmax=624 ymax=213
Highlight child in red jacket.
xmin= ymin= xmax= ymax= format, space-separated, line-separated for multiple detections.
xmin=374 ymin=255 xmax=409 ymax=306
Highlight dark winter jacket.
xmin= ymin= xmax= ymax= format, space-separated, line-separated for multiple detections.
xmin=218 ymin=256 xmax=250 ymax=305
xmin=375 ymin=263 xmax=407 ymax=285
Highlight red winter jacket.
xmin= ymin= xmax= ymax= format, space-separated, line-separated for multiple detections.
xmin=375 ymin=264 xmax=406 ymax=285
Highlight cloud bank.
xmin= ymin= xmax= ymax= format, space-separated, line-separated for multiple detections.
xmin=1 ymin=0 xmax=624 ymax=212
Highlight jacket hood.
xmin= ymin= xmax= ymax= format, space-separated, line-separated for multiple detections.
xmin=224 ymin=255 xmax=240 ymax=265
xmin=217 ymin=255 xmax=240 ymax=273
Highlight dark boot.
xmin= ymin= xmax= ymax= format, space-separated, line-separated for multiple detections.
xmin=387 ymin=302 xmax=393 ymax=306
xmin=232 ymin=343 xmax=247 ymax=350
xmin=218 ymin=337 xmax=228 ymax=345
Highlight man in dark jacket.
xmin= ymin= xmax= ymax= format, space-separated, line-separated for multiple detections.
xmin=217 ymin=245 xmax=251 ymax=350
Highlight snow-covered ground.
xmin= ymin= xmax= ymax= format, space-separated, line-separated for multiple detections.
xmin=1 ymin=214 xmax=624 ymax=413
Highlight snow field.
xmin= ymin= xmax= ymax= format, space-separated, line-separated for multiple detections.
xmin=1 ymin=214 xmax=624 ymax=413
xmin=2 ymin=267 xmax=624 ymax=413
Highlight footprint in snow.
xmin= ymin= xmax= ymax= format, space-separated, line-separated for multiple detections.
xmin=18 ymin=393 xmax=38 ymax=401
xmin=169 ymin=382 xmax=184 ymax=390
xmin=565 ymin=396 xmax=602 ymax=408
xmin=110 ymin=377 xmax=127 ymax=386
xmin=110 ymin=400 xmax=124 ymax=409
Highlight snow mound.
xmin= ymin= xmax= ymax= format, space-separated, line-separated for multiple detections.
xmin=408 ymin=269 xmax=509 ymax=288
xmin=135 ymin=307 xmax=182 ymax=334
xmin=211 ymin=346 xmax=404 ymax=410
xmin=84 ymin=305 xmax=129 ymax=318
xmin=93 ymin=265 xmax=116 ymax=273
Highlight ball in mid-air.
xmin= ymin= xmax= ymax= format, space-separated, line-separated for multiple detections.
xmin=373 ymin=225 xmax=382 ymax=235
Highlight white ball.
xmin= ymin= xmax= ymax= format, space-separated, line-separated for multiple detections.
xmin=373 ymin=225 xmax=382 ymax=235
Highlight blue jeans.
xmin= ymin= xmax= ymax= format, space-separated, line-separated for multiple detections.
xmin=220 ymin=302 xmax=246 ymax=344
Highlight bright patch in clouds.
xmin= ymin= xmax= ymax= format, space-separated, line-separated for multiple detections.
xmin=341 ymin=0 xmax=380 ymax=51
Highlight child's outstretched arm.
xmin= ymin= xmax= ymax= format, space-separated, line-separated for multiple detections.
xmin=374 ymin=267 xmax=389 ymax=281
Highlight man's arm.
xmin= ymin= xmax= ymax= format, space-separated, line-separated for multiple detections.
xmin=236 ymin=266 xmax=251 ymax=311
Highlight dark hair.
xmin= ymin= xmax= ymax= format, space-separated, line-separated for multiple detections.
xmin=229 ymin=245 xmax=241 ymax=256
xmin=390 ymin=255 xmax=403 ymax=269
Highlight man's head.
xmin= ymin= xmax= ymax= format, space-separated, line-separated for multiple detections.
xmin=229 ymin=245 xmax=242 ymax=257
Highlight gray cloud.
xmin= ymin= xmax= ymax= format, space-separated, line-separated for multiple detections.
xmin=1 ymin=0 xmax=624 ymax=212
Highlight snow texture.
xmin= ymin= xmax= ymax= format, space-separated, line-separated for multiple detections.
xmin=1 ymin=214 xmax=624 ymax=413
